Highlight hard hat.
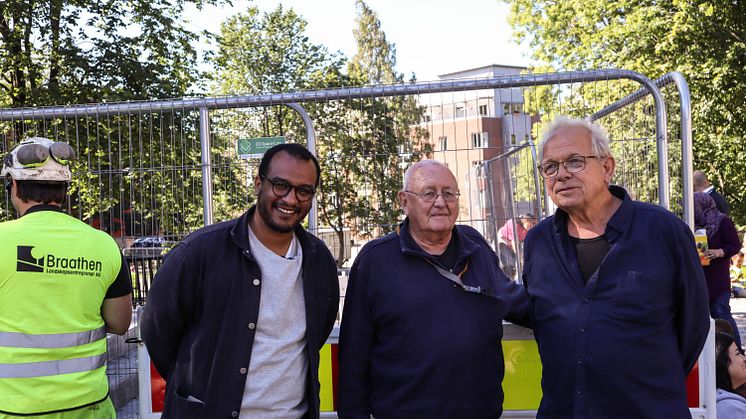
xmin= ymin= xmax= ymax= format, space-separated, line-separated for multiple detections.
xmin=1 ymin=137 xmax=75 ymax=182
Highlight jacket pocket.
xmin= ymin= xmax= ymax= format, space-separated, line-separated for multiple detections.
xmin=167 ymin=388 xmax=205 ymax=418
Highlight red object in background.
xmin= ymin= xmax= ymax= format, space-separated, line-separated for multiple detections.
xmin=150 ymin=363 xmax=166 ymax=413
xmin=686 ymin=362 xmax=700 ymax=407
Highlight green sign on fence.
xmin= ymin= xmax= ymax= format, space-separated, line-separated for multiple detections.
xmin=237 ymin=136 xmax=285 ymax=159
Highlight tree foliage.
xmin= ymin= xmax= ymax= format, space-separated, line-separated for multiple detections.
xmin=503 ymin=0 xmax=746 ymax=225
xmin=207 ymin=2 xmax=429 ymax=266
xmin=0 ymin=0 xmax=224 ymax=108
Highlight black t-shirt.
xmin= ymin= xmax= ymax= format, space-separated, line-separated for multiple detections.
xmin=570 ymin=234 xmax=611 ymax=282
xmin=106 ymin=253 xmax=133 ymax=298
xmin=433 ymin=234 xmax=459 ymax=271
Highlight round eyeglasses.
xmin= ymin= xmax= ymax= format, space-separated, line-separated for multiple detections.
xmin=537 ymin=155 xmax=601 ymax=179
xmin=261 ymin=175 xmax=317 ymax=202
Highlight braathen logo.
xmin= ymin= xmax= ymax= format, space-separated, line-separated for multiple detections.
xmin=17 ymin=246 xmax=44 ymax=272
xmin=16 ymin=245 xmax=103 ymax=277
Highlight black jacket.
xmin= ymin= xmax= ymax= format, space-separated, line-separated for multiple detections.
xmin=142 ymin=207 xmax=339 ymax=418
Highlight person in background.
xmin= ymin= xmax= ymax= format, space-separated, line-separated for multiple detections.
xmin=695 ymin=191 xmax=743 ymax=348
xmin=523 ymin=116 xmax=709 ymax=418
xmin=142 ymin=143 xmax=339 ymax=418
xmin=0 ymin=137 xmax=132 ymax=417
xmin=338 ymin=159 xmax=529 ymax=419
xmin=694 ymin=170 xmax=730 ymax=216
xmin=497 ymin=213 xmax=537 ymax=279
xmin=716 ymin=332 xmax=746 ymax=418
xmin=731 ymin=250 xmax=746 ymax=298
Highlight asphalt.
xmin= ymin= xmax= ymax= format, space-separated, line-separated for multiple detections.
xmin=731 ymin=297 xmax=746 ymax=345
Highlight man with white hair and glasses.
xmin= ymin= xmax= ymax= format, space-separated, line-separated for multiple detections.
xmin=522 ymin=116 xmax=709 ymax=418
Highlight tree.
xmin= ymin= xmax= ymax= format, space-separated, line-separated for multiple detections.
xmin=207 ymin=2 xmax=429 ymax=267
xmin=503 ymin=0 xmax=746 ymax=225
xmin=0 ymin=0 xmax=224 ymax=108
xmin=332 ymin=0 xmax=429 ymax=239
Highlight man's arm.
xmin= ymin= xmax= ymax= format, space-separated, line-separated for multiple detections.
xmin=673 ymin=223 xmax=710 ymax=373
xmin=141 ymin=243 xmax=196 ymax=379
xmin=102 ymin=294 xmax=133 ymax=334
xmin=102 ymin=253 xmax=134 ymax=335
xmin=337 ymin=258 xmax=373 ymax=419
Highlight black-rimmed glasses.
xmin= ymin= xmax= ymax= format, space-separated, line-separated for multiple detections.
xmin=537 ymin=155 xmax=601 ymax=179
xmin=404 ymin=189 xmax=460 ymax=203
xmin=261 ymin=175 xmax=317 ymax=202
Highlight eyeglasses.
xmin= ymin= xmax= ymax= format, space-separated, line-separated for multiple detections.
xmin=404 ymin=189 xmax=460 ymax=203
xmin=537 ymin=155 xmax=601 ymax=179
xmin=4 ymin=141 xmax=75 ymax=169
xmin=261 ymin=175 xmax=317 ymax=202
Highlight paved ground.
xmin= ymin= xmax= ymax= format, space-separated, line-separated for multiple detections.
xmin=731 ymin=297 xmax=746 ymax=345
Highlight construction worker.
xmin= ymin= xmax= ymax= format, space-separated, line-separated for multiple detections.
xmin=0 ymin=137 xmax=132 ymax=418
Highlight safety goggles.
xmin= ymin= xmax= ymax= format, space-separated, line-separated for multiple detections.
xmin=3 ymin=141 xmax=76 ymax=169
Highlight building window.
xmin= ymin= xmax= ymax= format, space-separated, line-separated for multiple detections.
xmin=478 ymin=104 xmax=488 ymax=116
xmin=471 ymin=132 xmax=489 ymax=149
xmin=524 ymin=134 xmax=530 ymax=143
xmin=455 ymin=105 xmax=465 ymax=118
xmin=512 ymin=103 xmax=523 ymax=113
xmin=438 ymin=136 xmax=448 ymax=151
xmin=503 ymin=103 xmax=510 ymax=114
xmin=510 ymin=134 xmax=517 ymax=145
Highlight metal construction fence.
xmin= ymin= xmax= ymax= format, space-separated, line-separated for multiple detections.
xmin=0 ymin=68 xmax=699 ymax=417
xmin=0 ymin=69 xmax=692 ymax=285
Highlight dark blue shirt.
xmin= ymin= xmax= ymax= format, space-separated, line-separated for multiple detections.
xmin=338 ymin=220 xmax=529 ymax=419
xmin=522 ymin=186 xmax=709 ymax=418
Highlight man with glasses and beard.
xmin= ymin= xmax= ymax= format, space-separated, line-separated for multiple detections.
xmin=523 ymin=116 xmax=709 ymax=418
xmin=142 ymin=143 xmax=339 ymax=419
xmin=338 ymin=159 xmax=529 ymax=419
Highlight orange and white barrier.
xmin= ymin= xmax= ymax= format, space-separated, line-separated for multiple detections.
xmin=137 ymin=322 xmax=715 ymax=419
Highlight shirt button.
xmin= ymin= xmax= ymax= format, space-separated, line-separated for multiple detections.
xmin=248 ymin=323 xmax=256 ymax=330
xmin=578 ymin=327 xmax=585 ymax=333
xmin=577 ymin=358 xmax=583 ymax=364
xmin=583 ymin=296 xmax=591 ymax=303
xmin=253 ymin=279 xmax=260 ymax=286
xmin=232 ymin=411 xmax=239 ymax=417
xmin=240 ymin=367 xmax=247 ymax=374
xmin=577 ymin=390 xmax=583 ymax=396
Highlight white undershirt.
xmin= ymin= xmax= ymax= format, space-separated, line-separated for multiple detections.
xmin=241 ymin=226 xmax=308 ymax=418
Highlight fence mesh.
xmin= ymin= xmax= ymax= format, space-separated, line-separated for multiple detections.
xmin=0 ymin=69 xmax=689 ymax=417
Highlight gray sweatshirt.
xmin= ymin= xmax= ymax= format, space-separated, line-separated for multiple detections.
xmin=717 ymin=388 xmax=746 ymax=418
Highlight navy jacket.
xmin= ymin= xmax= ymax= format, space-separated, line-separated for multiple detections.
xmin=141 ymin=207 xmax=339 ymax=418
xmin=523 ymin=186 xmax=709 ymax=418
xmin=338 ymin=220 xmax=529 ymax=419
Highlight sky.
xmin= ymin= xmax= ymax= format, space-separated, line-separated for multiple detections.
xmin=184 ymin=0 xmax=533 ymax=82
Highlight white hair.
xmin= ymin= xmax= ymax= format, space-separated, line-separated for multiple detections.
xmin=402 ymin=159 xmax=452 ymax=190
xmin=539 ymin=116 xmax=612 ymax=161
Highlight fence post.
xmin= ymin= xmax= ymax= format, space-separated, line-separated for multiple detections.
xmin=199 ymin=106 xmax=213 ymax=226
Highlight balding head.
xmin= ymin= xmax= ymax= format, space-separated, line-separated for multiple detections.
xmin=403 ymin=159 xmax=456 ymax=191
xmin=692 ymin=170 xmax=710 ymax=192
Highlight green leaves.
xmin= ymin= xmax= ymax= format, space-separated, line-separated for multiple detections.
xmin=503 ymin=0 xmax=746 ymax=226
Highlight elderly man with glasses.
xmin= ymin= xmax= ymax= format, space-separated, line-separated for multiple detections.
xmin=523 ymin=116 xmax=709 ymax=418
xmin=142 ymin=143 xmax=339 ymax=419
xmin=338 ymin=159 xmax=529 ymax=419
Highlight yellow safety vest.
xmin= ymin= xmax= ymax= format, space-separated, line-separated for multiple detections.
xmin=0 ymin=210 xmax=122 ymax=415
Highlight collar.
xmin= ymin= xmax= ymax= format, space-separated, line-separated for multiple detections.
xmin=23 ymin=204 xmax=65 ymax=216
xmin=704 ymin=185 xmax=714 ymax=194
xmin=397 ymin=218 xmax=479 ymax=260
xmin=551 ymin=185 xmax=631 ymax=244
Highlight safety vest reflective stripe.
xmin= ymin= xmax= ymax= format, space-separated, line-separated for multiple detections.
xmin=0 ymin=353 xmax=107 ymax=378
xmin=0 ymin=326 xmax=106 ymax=349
